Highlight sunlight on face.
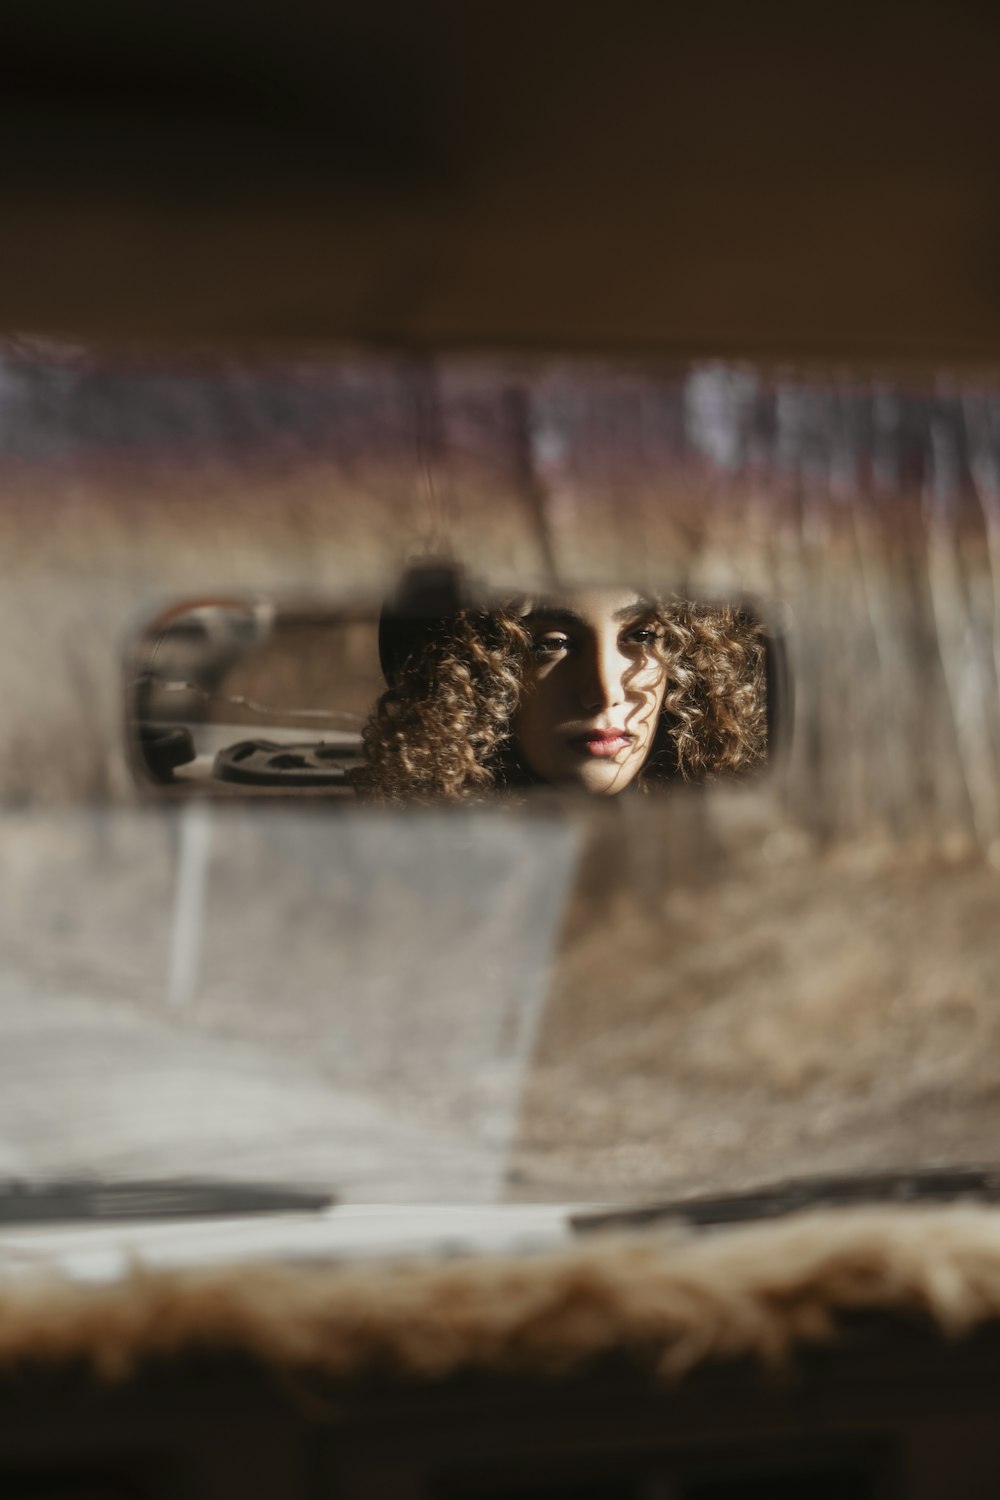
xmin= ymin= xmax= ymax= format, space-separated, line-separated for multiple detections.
xmin=513 ymin=587 xmax=668 ymax=794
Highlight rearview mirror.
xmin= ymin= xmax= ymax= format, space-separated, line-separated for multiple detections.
xmin=126 ymin=563 xmax=786 ymax=803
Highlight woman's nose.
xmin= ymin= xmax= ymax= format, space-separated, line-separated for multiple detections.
xmin=577 ymin=638 xmax=627 ymax=711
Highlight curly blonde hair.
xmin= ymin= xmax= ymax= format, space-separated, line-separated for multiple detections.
xmin=356 ymin=598 xmax=768 ymax=804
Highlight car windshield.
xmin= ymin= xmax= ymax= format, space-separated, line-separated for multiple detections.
xmin=3 ymin=341 xmax=998 ymax=1212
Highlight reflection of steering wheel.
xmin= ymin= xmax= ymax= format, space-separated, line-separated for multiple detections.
xmin=377 ymin=560 xmax=476 ymax=687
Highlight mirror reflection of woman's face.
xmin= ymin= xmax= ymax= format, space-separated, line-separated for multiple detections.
xmin=512 ymin=588 xmax=668 ymax=794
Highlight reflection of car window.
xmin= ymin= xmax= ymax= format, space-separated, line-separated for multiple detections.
xmin=132 ymin=605 xmax=377 ymax=792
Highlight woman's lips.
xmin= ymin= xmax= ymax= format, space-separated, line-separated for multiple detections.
xmin=568 ymin=730 xmax=633 ymax=758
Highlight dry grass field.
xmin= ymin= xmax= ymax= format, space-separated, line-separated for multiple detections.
xmin=518 ymin=820 xmax=1000 ymax=1198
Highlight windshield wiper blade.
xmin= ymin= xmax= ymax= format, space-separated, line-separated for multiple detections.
xmin=0 ymin=1178 xmax=336 ymax=1226
xmin=571 ymin=1166 xmax=1000 ymax=1235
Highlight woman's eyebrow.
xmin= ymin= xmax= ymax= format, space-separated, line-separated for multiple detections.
xmin=614 ymin=600 xmax=656 ymax=621
xmin=523 ymin=607 xmax=587 ymax=628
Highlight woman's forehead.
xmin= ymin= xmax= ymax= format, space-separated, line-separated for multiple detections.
xmin=519 ymin=586 xmax=654 ymax=624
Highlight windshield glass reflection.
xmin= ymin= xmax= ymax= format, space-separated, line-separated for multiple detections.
xmin=2 ymin=342 xmax=999 ymax=1217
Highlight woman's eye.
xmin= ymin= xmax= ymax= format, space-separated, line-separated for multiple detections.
xmin=531 ymin=633 xmax=570 ymax=657
xmin=623 ymin=627 xmax=659 ymax=649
